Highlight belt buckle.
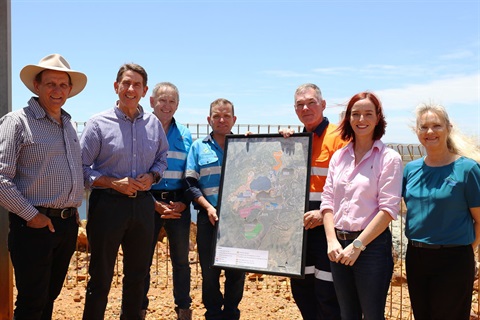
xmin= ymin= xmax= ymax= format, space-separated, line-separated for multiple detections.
xmin=337 ymin=231 xmax=347 ymax=241
xmin=160 ymin=192 xmax=169 ymax=200
xmin=129 ymin=191 xmax=138 ymax=198
xmin=60 ymin=208 xmax=71 ymax=219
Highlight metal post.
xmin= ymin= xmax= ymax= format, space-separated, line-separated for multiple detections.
xmin=0 ymin=0 xmax=13 ymax=318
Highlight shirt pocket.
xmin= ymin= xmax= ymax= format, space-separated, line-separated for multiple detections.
xmin=198 ymin=153 xmax=219 ymax=167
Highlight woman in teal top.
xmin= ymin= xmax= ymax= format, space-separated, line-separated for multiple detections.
xmin=402 ymin=103 xmax=480 ymax=320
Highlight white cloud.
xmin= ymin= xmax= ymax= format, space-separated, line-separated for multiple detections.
xmin=376 ymin=73 xmax=480 ymax=110
xmin=439 ymin=50 xmax=475 ymax=60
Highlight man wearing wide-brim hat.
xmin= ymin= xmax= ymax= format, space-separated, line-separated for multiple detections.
xmin=0 ymin=53 xmax=87 ymax=319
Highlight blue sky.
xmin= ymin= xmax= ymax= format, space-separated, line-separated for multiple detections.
xmin=10 ymin=0 xmax=480 ymax=144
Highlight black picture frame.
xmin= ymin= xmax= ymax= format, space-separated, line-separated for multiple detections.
xmin=211 ymin=133 xmax=312 ymax=278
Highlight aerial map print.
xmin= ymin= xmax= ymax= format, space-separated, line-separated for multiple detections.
xmin=213 ymin=134 xmax=311 ymax=277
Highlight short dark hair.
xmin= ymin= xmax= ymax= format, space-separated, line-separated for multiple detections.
xmin=338 ymin=91 xmax=386 ymax=142
xmin=209 ymin=98 xmax=235 ymax=116
xmin=116 ymin=63 xmax=148 ymax=87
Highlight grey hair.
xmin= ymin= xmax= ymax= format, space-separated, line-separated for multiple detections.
xmin=151 ymin=82 xmax=179 ymax=102
xmin=294 ymin=83 xmax=323 ymax=103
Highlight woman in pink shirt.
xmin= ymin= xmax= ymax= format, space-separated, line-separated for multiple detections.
xmin=320 ymin=92 xmax=403 ymax=320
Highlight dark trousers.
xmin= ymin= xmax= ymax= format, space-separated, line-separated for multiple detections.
xmin=331 ymin=228 xmax=393 ymax=320
xmin=142 ymin=197 xmax=192 ymax=310
xmin=197 ymin=209 xmax=245 ymax=320
xmin=82 ymin=189 xmax=154 ymax=320
xmin=8 ymin=212 xmax=78 ymax=320
xmin=290 ymin=201 xmax=340 ymax=320
xmin=406 ymin=243 xmax=474 ymax=320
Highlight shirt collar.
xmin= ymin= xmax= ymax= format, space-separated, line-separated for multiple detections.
xmin=203 ymin=133 xmax=214 ymax=143
xmin=27 ymin=97 xmax=72 ymax=122
xmin=346 ymin=139 xmax=385 ymax=155
xmin=170 ymin=117 xmax=177 ymax=128
xmin=114 ymin=102 xmax=145 ymax=121
xmin=303 ymin=117 xmax=330 ymax=136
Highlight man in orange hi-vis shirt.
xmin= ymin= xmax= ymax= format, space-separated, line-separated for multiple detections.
xmin=281 ymin=83 xmax=347 ymax=320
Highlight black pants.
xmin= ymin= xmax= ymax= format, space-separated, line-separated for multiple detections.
xmin=290 ymin=201 xmax=340 ymax=320
xmin=406 ymin=243 xmax=474 ymax=320
xmin=82 ymin=189 xmax=154 ymax=320
xmin=8 ymin=212 xmax=78 ymax=320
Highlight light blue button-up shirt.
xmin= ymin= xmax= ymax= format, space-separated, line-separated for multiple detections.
xmin=80 ymin=104 xmax=168 ymax=188
xmin=185 ymin=133 xmax=223 ymax=208
xmin=151 ymin=118 xmax=192 ymax=192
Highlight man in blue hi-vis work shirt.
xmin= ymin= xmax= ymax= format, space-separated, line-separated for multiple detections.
xmin=142 ymin=82 xmax=193 ymax=320
xmin=185 ymin=98 xmax=246 ymax=320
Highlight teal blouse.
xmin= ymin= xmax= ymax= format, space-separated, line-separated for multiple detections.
xmin=402 ymin=156 xmax=480 ymax=245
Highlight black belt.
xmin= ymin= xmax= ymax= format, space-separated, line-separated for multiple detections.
xmin=35 ymin=206 xmax=77 ymax=219
xmin=150 ymin=189 xmax=183 ymax=201
xmin=98 ymin=188 xmax=150 ymax=198
xmin=408 ymin=240 xmax=463 ymax=249
xmin=335 ymin=229 xmax=363 ymax=241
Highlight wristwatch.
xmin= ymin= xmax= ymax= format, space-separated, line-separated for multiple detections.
xmin=353 ymin=238 xmax=366 ymax=251
xmin=149 ymin=171 xmax=161 ymax=184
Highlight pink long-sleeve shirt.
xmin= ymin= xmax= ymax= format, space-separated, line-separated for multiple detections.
xmin=320 ymin=140 xmax=403 ymax=231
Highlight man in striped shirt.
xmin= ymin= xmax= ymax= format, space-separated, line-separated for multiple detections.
xmin=0 ymin=54 xmax=87 ymax=319
xmin=142 ymin=82 xmax=193 ymax=320
xmin=185 ymin=98 xmax=245 ymax=320
xmin=80 ymin=63 xmax=168 ymax=320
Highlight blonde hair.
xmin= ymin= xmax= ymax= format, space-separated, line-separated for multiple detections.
xmin=415 ymin=102 xmax=480 ymax=163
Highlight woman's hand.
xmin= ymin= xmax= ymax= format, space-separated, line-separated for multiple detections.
xmin=327 ymin=239 xmax=343 ymax=262
xmin=337 ymin=243 xmax=361 ymax=266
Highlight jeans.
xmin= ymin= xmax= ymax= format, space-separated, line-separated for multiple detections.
xmin=406 ymin=243 xmax=474 ymax=320
xmin=142 ymin=202 xmax=192 ymax=309
xmin=331 ymin=228 xmax=393 ymax=320
xmin=197 ymin=209 xmax=245 ymax=320
xmin=8 ymin=212 xmax=78 ymax=320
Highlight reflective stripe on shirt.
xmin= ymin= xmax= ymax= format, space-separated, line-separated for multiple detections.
xmin=309 ymin=192 xmax=323 ymax=202
xmin=311 ymin=166 xmax=328 ymax=177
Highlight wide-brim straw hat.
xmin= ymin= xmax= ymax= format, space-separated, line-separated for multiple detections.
xmin=20 ymin=53 xmax=87 ymax=98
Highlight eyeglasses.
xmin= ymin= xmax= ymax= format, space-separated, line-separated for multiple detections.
xmin=417 ymin=125 xmax=445 ymax=132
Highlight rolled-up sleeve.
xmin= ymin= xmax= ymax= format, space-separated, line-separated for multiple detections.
xmin=184 ymin=141 xmax=203 ymax=202
xmin=378 ymin=149 xmax=403 ymax=219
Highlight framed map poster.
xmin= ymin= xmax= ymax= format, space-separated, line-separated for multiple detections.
xmin=211 ymin=133 xmax=312 ymax=278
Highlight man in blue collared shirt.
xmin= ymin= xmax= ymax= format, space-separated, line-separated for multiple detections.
xmin=142 ymin=82 xmax=193 ymax=320
xmin=0 ymin=54 xmax=87 ymax=319
xmin=185 ymin=98 xmax=245 ymax=320
xmin=80 ymin=63 xmax=168 ymax=320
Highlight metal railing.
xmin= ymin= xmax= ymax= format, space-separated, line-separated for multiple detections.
xmin=74 ymin=121 xmax=304 ymax=141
